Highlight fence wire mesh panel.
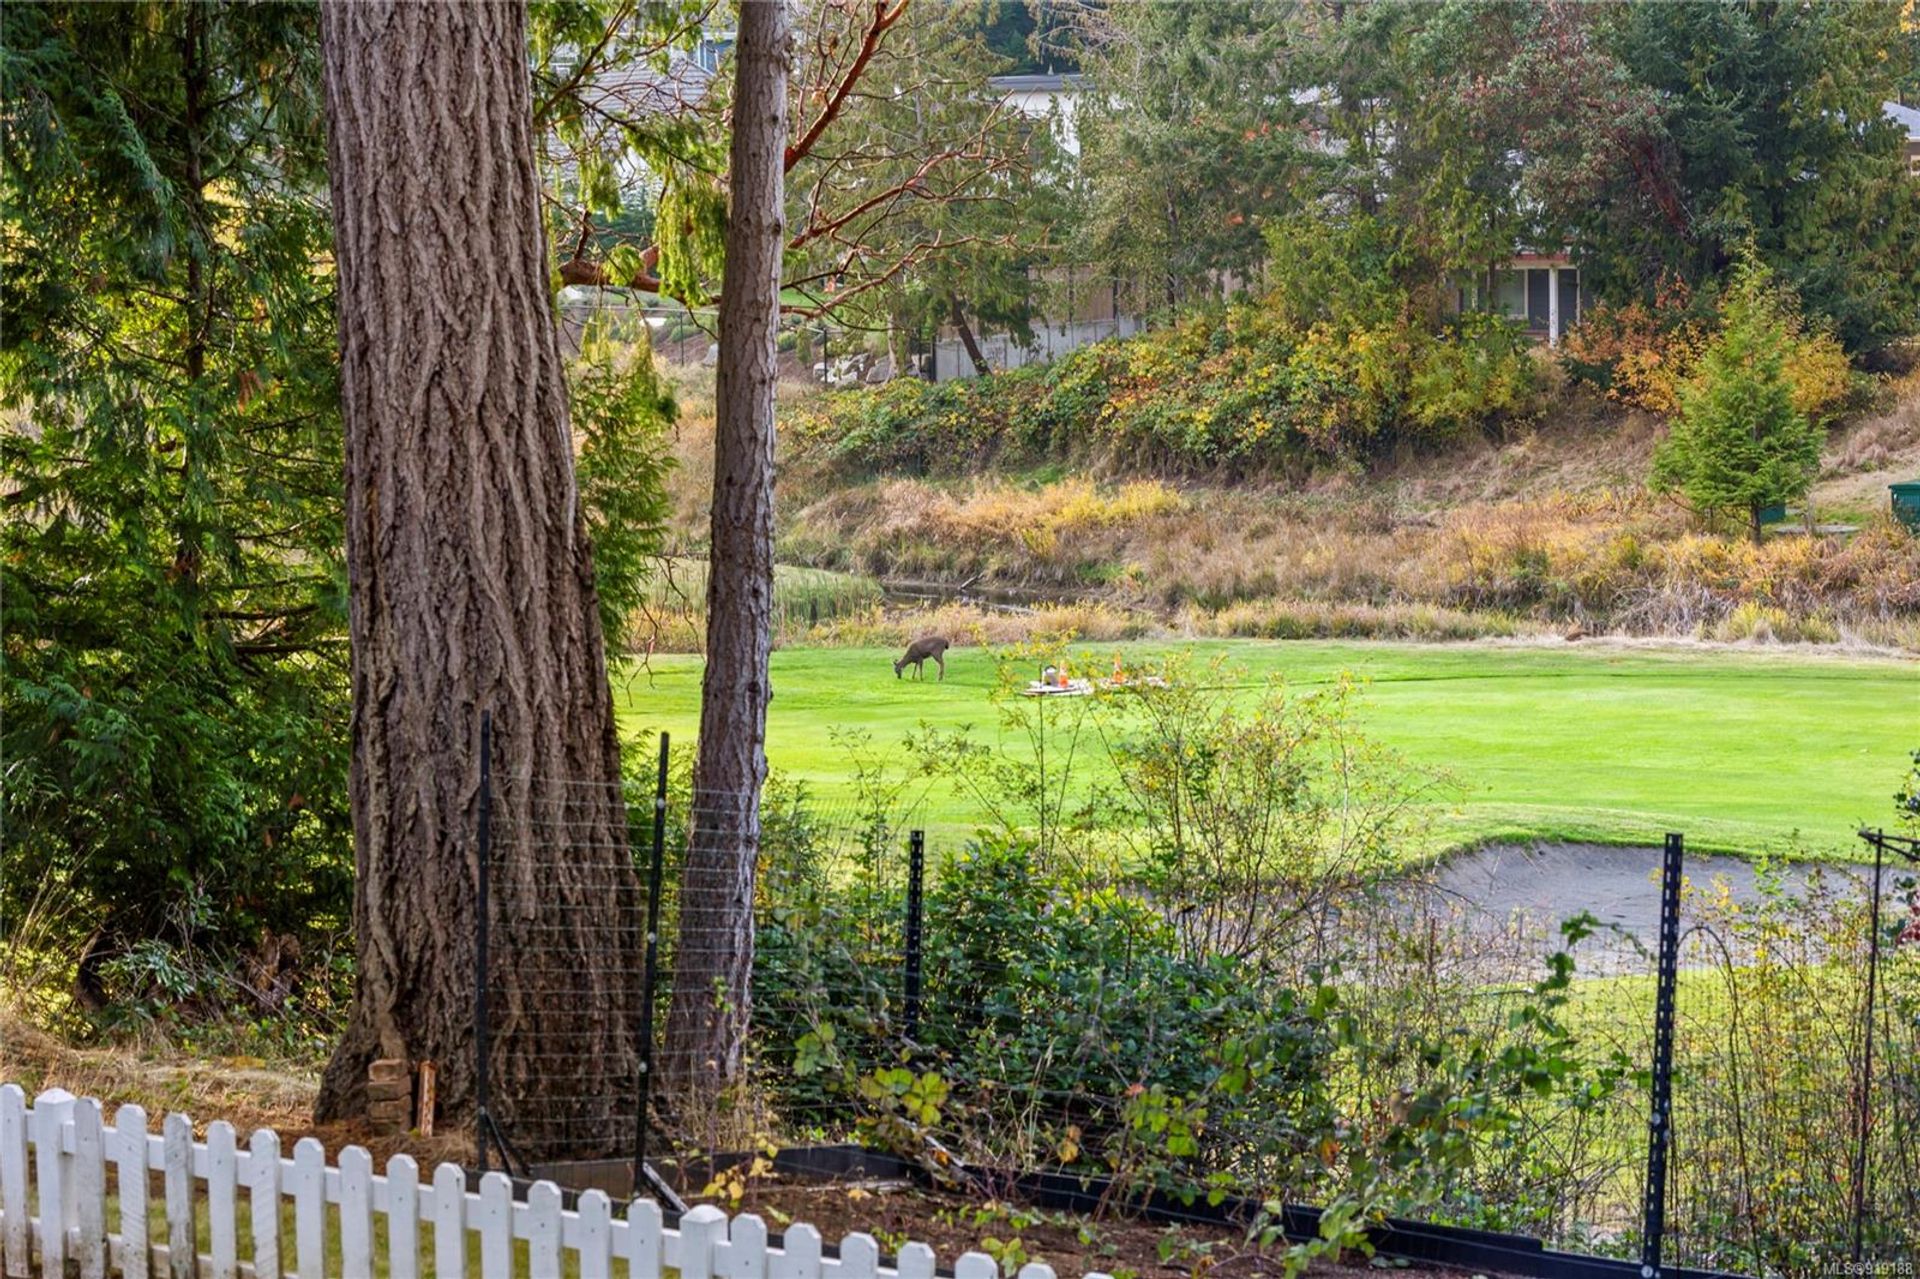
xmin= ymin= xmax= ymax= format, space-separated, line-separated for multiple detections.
xmin=1661 ymin=862 xmax=1920 ymax=1273
xmin=480 ymin=765 xmax=650 ymax=1174
xmin=477 ymin=724 xmax=1920 ymax=1268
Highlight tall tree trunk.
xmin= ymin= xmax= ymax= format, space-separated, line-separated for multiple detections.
xmin=950 ymin=298 xmax=991 ymax=377
xmin=314 ymin=0 xmax=641 ymax=1160
xmin=664 ymin=0 xmax=789 ymax=1110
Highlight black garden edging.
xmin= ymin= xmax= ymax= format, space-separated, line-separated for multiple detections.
xmin=504 ymin=1143 xmax=1752 ymax=1279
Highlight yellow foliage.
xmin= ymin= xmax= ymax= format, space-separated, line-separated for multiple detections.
xmin=1564 ymin=273 xmax=1853 ymax=422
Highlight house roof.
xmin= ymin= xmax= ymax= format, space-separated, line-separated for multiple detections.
xmin=988 ymin=73 xmax=1084 ymax=95
xmin=578 ymin=57 xmax=713 ymax=119
xmin=1886 ymin=100 xmax=1920 ymax=141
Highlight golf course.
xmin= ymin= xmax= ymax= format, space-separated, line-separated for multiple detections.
xmin=613 ymin=637 xmax=1919 ymax=860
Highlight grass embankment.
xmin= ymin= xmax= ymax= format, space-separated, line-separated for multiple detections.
xmin=634 ymin=363 xmax=1920 ymax=650
xmin=768 ymin=383 xmax=1920 ymax=650
xmin=613 ymin=638 xmax=1918 ymax=860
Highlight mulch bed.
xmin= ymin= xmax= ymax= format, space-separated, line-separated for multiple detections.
xmin=724 ymin=1173 xmax=1507 ymax=1279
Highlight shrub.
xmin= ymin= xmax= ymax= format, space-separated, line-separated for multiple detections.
xmin=1563 ymin=270 xmax=1854 ymax=423
xmin=736 ymin=685 xmax=1627 ymax=1251
xmin=1560 ymin=278 xmax=1710 ymax=415
xmin=795 ymin=295 xmax=1539 ymax=476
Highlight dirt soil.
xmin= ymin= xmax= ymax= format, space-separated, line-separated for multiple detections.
xmin=728 ymin=1174 xmax=1509 ymax=1279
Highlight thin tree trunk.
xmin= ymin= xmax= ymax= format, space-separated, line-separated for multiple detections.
xmin=314 ymin=0 xmax=640 ymax=1160
xmin=950 ymin=297 xmax=991 ymax=377
xmin=664 ymin=0 xmax=789 ymax=1113
xmin=888 ymin=316 xmax=910 ymax=383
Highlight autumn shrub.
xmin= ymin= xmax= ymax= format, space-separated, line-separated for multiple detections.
xmin=803 ymin=600 xmax=1158 ymax=649
xmin=786 ymin=470 xmax=1920 ymax=648
xmin=1559 ymin=279 xmax=1709 ymax=415
xmin=796 ymin=293 xmax=1541 ymax=476
xmin=1562 ymin=271 xmax=1855 ymax=423
xmin=1708 ymin=601 xmax=1840 ymax=645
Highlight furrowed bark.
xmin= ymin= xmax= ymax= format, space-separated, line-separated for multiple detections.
xmin=663 ymin=0 xmax=790 ymax=1110
xmin=314 ymin=0 xmax=640 ymax=1159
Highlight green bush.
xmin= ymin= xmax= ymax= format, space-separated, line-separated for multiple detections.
xmin=735 ymin=654 xmax=1614 ymax=1254
xmin=796 ymin=294 xmax=1539 ymax=477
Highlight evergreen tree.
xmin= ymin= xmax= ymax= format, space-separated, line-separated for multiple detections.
xmin=1 ymin=2 xmax=351 ymax=985
xmin=1589 ymin=0 xmax=1920 ymax=351
xmin=1072 ymin=0 xmax=1303 ymax=312
xmin=1650 ymin=260 xmax=1824 ymax=544
xmin=784 ymin=0 xmax=1067 ymax=371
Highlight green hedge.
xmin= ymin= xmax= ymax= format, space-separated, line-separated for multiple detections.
xmin=796 ymin=301 xmax=1541 ymax=476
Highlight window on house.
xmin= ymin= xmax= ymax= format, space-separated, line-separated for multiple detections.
xmin=1494 ymin=270 xmax=1526 ymax=320
xmin=1558 ymin=269 xmax=1580 ymax=329
xmin=1525 ymin=269 xmax=1550 ymax=331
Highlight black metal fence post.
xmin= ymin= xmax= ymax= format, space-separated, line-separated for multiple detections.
xmin=904 ymin=829 xmax=925 ymax=1041
xmin=636 ymin=732 xmax=669 ymax=1191
xmin=1641 ymin=831 xmax=1684 ymax=1279
xmin=474 ymin=709 xmax=493 ymax=1172
xmin=1853 ymin=827 xmax=1887 ymax=1262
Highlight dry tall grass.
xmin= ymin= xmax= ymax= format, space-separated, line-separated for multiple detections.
xmin=647 ymin=362 xmax=1920 ymax=651
xmin=783 ymin=476 xmax=1920 ymax=649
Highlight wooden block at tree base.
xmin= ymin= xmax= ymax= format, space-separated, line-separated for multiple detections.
xmin=367 ymin=1058 xmax=412 ymax=1133
xmin=367 ymin=1097 xmax=410 ymax=1130
xmin=416 ymin=1061 xmax=437 ymax=1138
xmin=366 ymin=1079 xmax=409 ymax=1104
xmin=368 ymin=1058 xmax=409 ymax=1085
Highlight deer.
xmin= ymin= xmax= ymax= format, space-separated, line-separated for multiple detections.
xmin=894 ymin=635 xmax=950 ymax=681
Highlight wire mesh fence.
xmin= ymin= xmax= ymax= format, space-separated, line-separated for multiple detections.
xmin=474 ymin=725 xmax=1920 ymax=1271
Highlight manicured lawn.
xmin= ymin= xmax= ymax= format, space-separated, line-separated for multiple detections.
xmin=611 ymin=639 xmax=1918 ymax=860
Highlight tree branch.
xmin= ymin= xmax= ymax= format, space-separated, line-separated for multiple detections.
xmin=785 ymin=0 xmax=911 ymax=172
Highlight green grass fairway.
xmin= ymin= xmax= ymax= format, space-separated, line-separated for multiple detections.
xmin=611 ymin=639 xmax=1918 ymax=860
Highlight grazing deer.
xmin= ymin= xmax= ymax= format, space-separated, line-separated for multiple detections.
xmin=894 ymin=635 xmax=950 ymax=681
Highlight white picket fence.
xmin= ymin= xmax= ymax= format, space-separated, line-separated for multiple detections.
xmin=0 ymin=1084 xmax=1096 ymax=1279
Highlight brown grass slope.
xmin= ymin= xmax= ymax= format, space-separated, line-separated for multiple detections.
xmin=738 ymin=371 xmax=1920 ymax=650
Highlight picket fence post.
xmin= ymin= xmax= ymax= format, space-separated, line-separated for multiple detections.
xmin=778 ymin=1223 xmax=821 ymax=1279
xmin=387 ymin=1154 xmax=420 ymax=1279
xmin=339 ymin=1145 xmax=375 ymax=1279
xmin=955 ymin=1253 xmax=999 ymax=1279
xmin=433 ymin=1161 xmax=468 ymax=1277
xmin=292 ymin=1136 xmax=327 ymax=1279
xmin=164 ymin=1111 xmax=196 ymax=1279
xmin=840 ymin=1230 xmax=880 ymax=1279
xmin=114 ymin=1104 xmax=150 ymax=1279
xmin=576 ymin=1187 xmax=613 ymax=1279
xmin=0 ymin=1085 xmax=27 ymax=1278
xmin=728 ymin=1212 xmax=768 ymax=1279
xmin=898 ymin=1242 xmax=937 ymax=1279
xmin=249 ymin=1128 xmax=281 ymax=1279
xmin=477 ymin=1169 xmax=514 ymax=1279
xmin=527 ymin=1179 xmax=564 ymax=1277
xmin=207 ymin=1120 xmax=239 ymax=1279
xmin=626 ymin=1189 xmax=665 ymax=1278
xmin=32 ymin=1087 xmax=75 ymax=1279
xmin=71 ymin=1098 xmax=108 ymax=1279
xmin=681 ymin=1203 xmax=728 ymax=1279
